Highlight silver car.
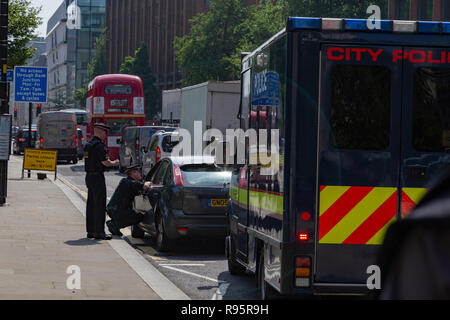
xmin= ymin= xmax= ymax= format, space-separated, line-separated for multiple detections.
xmin=141 ymin=130 xmax=180 ymax=177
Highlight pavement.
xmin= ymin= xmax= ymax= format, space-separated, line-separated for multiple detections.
xmin=0 ymin=157 xmax=185 ymax=300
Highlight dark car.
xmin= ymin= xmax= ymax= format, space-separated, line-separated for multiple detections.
xmin=13 ymin=128 xmax=37 ymax=155
xmin=132 ymin=156 xmax=232 ymax=251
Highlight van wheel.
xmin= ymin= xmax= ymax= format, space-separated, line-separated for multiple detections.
xmin=257 ymin=250 xmax=278 ymax=300
xmin=131 ymin=224 xmax=145 ymax=238
xmin=72 ymin=158 xmax=78 ymax=164
xmin=155 ymin=213 xmax=171 ymax=252
xmin=226 ymin=236 xmax=246 ymax=275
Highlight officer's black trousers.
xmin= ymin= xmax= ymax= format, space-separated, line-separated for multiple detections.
xmin=85 ymin=172 xmax=107 ymax=235
xmin=108 ymin=209 xmax=144 ymax=229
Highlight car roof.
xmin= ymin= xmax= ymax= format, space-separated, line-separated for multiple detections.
xmin=168 ymin=156 xmax=216 ymax=166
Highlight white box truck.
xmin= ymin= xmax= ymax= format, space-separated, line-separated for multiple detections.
xmin=162 ymin=89 xmax=182 ymax=125
xmin=180 ymin=81 xmax=240 ymax=153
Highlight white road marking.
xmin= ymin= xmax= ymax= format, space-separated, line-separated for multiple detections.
xmin=159 ymin=264 xmax=206 ymax=267
xmin=211 ymin=282 xmax=230 ymax=300
xmin=161 ymin=265 xmax=224 ymax=284
xmin=54 ymin=177 xmax=190 ymax=300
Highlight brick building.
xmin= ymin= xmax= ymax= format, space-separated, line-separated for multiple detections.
xmin=106 ymin=0 xmax=258 ymax=92
xmin=388 ymin=0 xmax=450 ymax=21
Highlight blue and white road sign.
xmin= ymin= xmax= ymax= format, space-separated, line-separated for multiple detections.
xmin=14 ymin=66 xmax=48 ymax=103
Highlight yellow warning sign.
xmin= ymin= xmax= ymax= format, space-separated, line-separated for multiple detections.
xmin=23 ymin=148 xmax=57 ymax=172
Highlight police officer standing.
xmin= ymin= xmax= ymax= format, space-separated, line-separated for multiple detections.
xmin=84 ymin=123 xmax=119 ymax=240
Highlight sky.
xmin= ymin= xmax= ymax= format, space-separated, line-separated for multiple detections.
xmin=30 ymin=0 xmax=65 ymax=38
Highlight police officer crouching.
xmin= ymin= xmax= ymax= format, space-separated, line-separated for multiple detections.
xmin=84 ymin=123 xmax=120 ymax=240
xmin=106 ymin=165 xmax=152 ymax=237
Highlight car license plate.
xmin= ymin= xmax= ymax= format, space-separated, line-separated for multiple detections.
xmin=209 ymin=199 xmax=228 ymax=207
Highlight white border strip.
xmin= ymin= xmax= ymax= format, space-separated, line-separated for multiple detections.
xmin=54 ymin=178 xmax=190 ymax=300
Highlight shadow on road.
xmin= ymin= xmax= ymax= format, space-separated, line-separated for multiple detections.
xmin=64 ymin=238 xmax=101 ymax=246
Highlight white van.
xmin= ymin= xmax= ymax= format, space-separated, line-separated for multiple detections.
xmin=37 ymin=111 xmax=78 ymax=164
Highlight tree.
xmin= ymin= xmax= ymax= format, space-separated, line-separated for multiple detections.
xmin=120 ymin=43 xmax=159 ymax=119
xmin=174 ymin=0 xmax=248 ymax=85
xmin=288 ymin=0 xmax=388 ymax=18
xmin=8 ymin=0 xmax=42 ymax=68
xmin=73 ymin=30 xmax=108 ymax=107
xmin=239 ymin=0 xmax=288 ymax=53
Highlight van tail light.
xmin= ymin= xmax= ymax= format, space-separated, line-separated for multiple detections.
xmin=295 ymin=256 xmax=311 ymax=288
xmin=40 ymin=137 xmax=43 ymax=144
xmin=75 ymin=137 xmax=78 ymax=143
xmin=19 ymin=138 xmax=23 ymax=142
xmin=297 ymin=232 xmax=309 ymax=241
xmin=173 ymin=165 xmax=184 ymax=186
xmin=155 ymin=146 xmax=161 ymax=163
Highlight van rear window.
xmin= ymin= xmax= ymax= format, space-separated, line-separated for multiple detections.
xmin=413 ymin=67 xmax=450 ymax=153
xmin=330 ymin=65 xmax=391 ymax=150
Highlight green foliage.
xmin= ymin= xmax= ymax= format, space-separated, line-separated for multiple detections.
xmin=73 ymin=87 xmax=88 ymax=107
xmin=174 ymin=0 xmax=248 ymax=85
xmin=288 ymin=0 xmax=388 ymax=18
xmin=120 ymin=43 xmax=159 ymax=119
xmin=87 ymin=30 xmax=107 ymax=80
xmin=175 ymin=0 xmax=390 ymax=84
xmin=239 ymin=0 xmax=288 ymax=53
xmin=8 ymin=0 xmax=42 ymax=68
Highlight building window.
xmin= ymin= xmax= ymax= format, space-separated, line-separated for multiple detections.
xmin=418 ymin=0 xmax=433 ymax=20
xmin=396 ymin=0 xmax=411 ymax=20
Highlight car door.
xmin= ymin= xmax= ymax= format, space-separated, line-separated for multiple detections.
xmin=316 ymin=44 xmax=403 ymax=284
xmin=133 ymin=162 xmax=165 ymax=231
xmin=400 ymin=47 xmax=450 ymax=216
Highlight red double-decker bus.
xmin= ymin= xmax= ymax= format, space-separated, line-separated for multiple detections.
xmin=86 ymin=74 xmax=146 ymax=160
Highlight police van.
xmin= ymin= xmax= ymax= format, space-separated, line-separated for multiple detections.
xmin=225 ymin=17 xmax=450 ymax=298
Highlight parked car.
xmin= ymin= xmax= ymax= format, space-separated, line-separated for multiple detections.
xmin=132 ymin=156 xmax=232 ymax=251
xmin=13 ymin=127 xmax=37 ymax=155
xmin=118 ymin=126 xmax=178 ymax=172
xmin=141 ymin=130 xmax=180 ymax=177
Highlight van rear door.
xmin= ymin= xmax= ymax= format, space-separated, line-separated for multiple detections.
xmin=400 ymin=47 xmax=450 ymax=216
xmin=316 ymin=44 xmax=403 ymax=284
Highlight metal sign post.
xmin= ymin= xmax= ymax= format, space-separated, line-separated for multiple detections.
xmin=0 ymin=0 xmax=8 ymax=206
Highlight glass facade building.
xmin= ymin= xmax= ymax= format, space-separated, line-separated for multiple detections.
xmin=74 ymin=0 xmax=106 ymax=90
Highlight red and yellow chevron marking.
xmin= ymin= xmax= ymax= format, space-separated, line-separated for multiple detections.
xmin=319 ymin=186 xmax=398 ymax=245
xmin=401 ymin=188 xmax=427 ymax=218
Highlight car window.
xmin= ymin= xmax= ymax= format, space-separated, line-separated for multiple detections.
xmin=180 ymin=164 xmax=232 ymax=188
xmin=149 ymin=136 xmax=159 ymax=151
xmin=152 ymin=161 xmax=170 ymax=185
xmin=145 ymin=161 xmax=161 ymax=182
xmin=161 ymin=135 xmax=179 ymax=153
xmin=163 ymin=163 xmax=173 ymax=185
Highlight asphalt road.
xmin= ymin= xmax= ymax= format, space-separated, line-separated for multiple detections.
xmin=55 ymin=158 xmax=259 ymax=300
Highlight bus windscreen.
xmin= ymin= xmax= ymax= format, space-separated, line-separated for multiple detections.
xmin=105 ymin=85 xmax=133 ymax=95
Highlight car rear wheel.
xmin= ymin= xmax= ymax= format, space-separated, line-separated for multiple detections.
xmin=155 ymin=213 xmax=171 ymax=252
xmin=72 ymin=158 xmax=78 ymax=164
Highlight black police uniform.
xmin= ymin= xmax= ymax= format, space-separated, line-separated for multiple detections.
xmin=84 ymin=136 xmax=109 ymax=237
xmin=106 ymin=177 xmax=145 ymax=229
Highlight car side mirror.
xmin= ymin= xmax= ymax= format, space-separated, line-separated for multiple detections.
xmin=116 ymin=138 xmax=122 ymax=144
xmin=141 ymin=146 xmax=147 ymax=153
